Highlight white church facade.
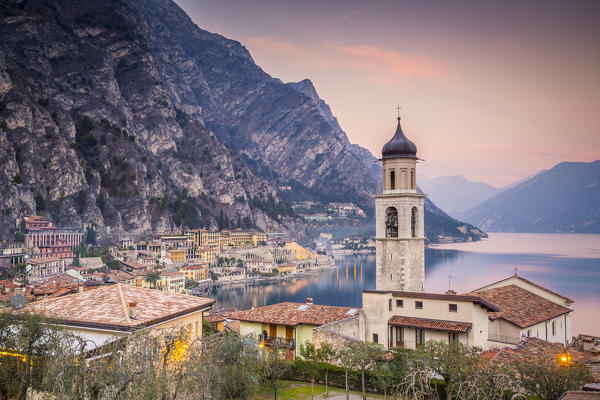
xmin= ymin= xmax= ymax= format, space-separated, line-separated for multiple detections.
xmin=359 ymin=115 xmax=573 ymax=351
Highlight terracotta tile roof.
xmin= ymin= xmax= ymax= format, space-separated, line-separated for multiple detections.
xmin=229 ymin=302 xmax=360 ymax=326
xmin=29 ymin=257 xmax=62 ymax=264
xmin=473 ymin=274 xmax=574 ymax=303
xmin=364 ymin=289 xmax=498 ymax=311
xmin=24 ymin=284 xmax=214 ymax=331
xmin=388 ymin=315 xmax=472 ymax=333
xmin=491 ymin=337 xmax=589 ymax=366
xmin=471 ymin=285 xmax=572 ymax=328
xmin=205 ymin=312 xmax=226 ymax=323
xmin=569 ymin=334 xmax=600 ymax=352
xmin=121 ymin=260 xmax=147 ymax=270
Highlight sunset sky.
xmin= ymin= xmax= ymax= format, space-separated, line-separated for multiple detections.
xmin=175 ymin=0 xmax=600 ymax=187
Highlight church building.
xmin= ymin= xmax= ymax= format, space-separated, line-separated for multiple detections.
xmin=375 ymin=115 xmax=425 ymax=292
xmin=231 ymin=114 xmax=574 ymax=356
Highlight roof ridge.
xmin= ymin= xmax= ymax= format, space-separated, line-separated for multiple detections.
xmin=117 ymin=283 xmax=132 ymax=323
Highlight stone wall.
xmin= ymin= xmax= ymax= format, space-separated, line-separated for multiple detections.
xmin=312 ymin=316 xmax=362 ymax=354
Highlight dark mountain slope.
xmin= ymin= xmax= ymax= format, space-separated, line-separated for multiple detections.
xmin=463 ymin=160 xmax=600 ymax=232
xmin=0 ymin=0 xmax=296 ymax=240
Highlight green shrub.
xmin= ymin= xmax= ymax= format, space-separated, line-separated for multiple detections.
xmin=12 ymin=173 xmax=22 ymax=184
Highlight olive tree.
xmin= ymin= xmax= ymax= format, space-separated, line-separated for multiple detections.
xmin=345 ymin=340 xmax=385 ymax=400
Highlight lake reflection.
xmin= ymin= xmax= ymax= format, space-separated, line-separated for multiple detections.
xmin=213 ymin=233 xmax=600 ymax=335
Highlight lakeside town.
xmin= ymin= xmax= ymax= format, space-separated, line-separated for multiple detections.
xmin=0 ymin=214 xmax=343 ymax=300
xmin=1 ymin=119 xmax=598 ymax=399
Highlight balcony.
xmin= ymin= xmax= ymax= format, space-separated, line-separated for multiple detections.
xmin=262 ymin=336 xmax=295 ymax=349
xmin=488 ymin=334 xmax=521 ymax=345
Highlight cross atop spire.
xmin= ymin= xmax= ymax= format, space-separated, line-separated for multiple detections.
xmin=396 ymin=105 xmax=401 ymax=120
xmin=514 ymin=265 xmax=518 ymax=276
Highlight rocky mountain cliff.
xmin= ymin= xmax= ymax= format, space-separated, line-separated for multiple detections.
xmin=0 ymin=0 xmax=298 ymax=240
xmin=463 ymin=160 xmax=600 ymax=232
xmin=0 ymin=0 xmax=485 ymax=243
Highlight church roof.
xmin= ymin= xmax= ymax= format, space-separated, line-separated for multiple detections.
xmin=381 ymin=118 xmax=417 ymax=159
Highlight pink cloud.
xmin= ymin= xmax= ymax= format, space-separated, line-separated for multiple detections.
xmin=335 ymin=44 xmax=448 ymax=81
xmin=246 ymin=37 xmax=449 ymax=86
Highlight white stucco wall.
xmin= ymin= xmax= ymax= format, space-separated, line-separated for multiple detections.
xmin=362 ymin=291 xmax=490 ymax=350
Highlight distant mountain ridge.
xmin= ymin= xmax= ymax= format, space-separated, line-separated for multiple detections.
xmin=418 ymin=174 xmax=499 ymax=218
xmin=462 ymin=160 xmax=600 ymax=233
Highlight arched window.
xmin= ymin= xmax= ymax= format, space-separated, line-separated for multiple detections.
xmin=411 ymin=207 xmax=418 ymax=237
xmin=410 ymin=170 xmax=415 ymax=190
xmin=385 ymin=207 xmax=398 ymax=238
xmin=390 ymin=170 xmax=396 ymax=190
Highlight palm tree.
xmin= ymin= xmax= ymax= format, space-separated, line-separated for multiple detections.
xmin=144 ymin=271 xmax=161 ymax=289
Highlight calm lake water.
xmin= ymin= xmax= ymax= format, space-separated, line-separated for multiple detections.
xmin=213 ymin=233 xmax=600 ymax=336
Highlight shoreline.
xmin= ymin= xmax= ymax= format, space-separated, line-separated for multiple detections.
xmin=192 ymin=257 xmax=338 ymax=294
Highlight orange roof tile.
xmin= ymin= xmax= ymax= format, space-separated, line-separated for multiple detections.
xmin=473 ymin=274 xmax=574 ymax=303
xmin=388 ymin=315 xmax=472 ymax=333
xmin=471 ymin=285 xmax=572 ymax=328
xmin=491 ymin=337 xmax=589 ymax=365
xmin=24 ymin=284 xmax=214 ymax=331
xmin=229 ymin=302 xmax=359 ymax=326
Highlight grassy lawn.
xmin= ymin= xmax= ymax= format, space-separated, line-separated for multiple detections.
xmin=252 ymin=380 xmax=386 ymax=400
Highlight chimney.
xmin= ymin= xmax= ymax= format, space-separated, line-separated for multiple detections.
xmin=128 ymin=301 xmax=137 ymax=318
xmin=445 ymin=289 xmax=457 ymax=296
xmin=306 ymin=297 xmax=313 ymax=304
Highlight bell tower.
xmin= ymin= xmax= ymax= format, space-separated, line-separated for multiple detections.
xmin=374 ymin=114 xmax=425 ymax=292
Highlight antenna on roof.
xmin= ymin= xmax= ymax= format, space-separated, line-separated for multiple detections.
xmin=448 ymin=274 xmax=455 ymax=290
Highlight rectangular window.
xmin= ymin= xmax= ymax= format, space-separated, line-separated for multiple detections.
xmin=552 ymin=321 xmax=556 ymax=336
xmin=449 ymin=304 xmax=457 ymax=312
xmin=389 ymin=299 xmax=392 ymax=311
xmin=449 ymin=332 xmax=459 ymax=345
xmin=396 ymin=299 xmax=403 ymax=307
xmin=415 ymin=301 xmax=423 ymax=309
xmin=373 ymin=333 xmax=379 ymax=343
xmin=416 ymin=329 xmax=425 ymax=347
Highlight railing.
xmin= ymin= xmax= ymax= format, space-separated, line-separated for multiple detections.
xmin=264 ymin=336 xmax=295 ymax=349
xmin=488 ymin=334 xmax=521 ymax=344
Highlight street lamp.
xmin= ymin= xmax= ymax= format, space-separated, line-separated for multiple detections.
xmin=558 ymin=352 xmax=572 ymax=366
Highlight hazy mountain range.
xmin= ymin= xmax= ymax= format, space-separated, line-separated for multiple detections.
xmin=461 ymin=160 xmax=600 ymax=233
xmin=0 ymin=0 xmax=485 ymax=243
xmin=418 ymin=175 xmax=500 ymax=219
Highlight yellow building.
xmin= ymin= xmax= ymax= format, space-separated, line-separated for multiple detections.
xmin=185 ymin=229 xmax=222 ymax=255
xmin=230 ymin=301 xmax=359 ymax=359
xmin=141 ymin=271 xmax=186 ymax=293
xmin=283 ymin=241 xmax=316 ymax=260
xmin=168 ymin=249 xmax=187 ymax=264
xmin=221 ymin=229 xmax=267 ymax=248
xmin=196 ymin=246 xmax=217 ymax=263
xmin=24 ymin=284 xmax=214 ymax=353
xmin=179 ymin=263 xmax=210 ymax=281
xmin=277 ymin=263 xmax=297 ymax=275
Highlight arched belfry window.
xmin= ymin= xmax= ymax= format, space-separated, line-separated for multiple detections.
xmin=411 ymin=207 xmax=418 ymax=237
xmin=390 ymin=170 xmax=396 ymax=190
xmin=411 ymin=170 xmax=415 ymax=190
xmin=385 ymin=207 xmax=398 ymax=238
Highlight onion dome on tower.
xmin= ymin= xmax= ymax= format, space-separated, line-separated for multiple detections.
xmin=381 ymin=117 xmax=417 ymax=159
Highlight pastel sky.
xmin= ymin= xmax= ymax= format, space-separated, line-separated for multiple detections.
xmin=175 ymin=0 xmax=600 ymax=187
